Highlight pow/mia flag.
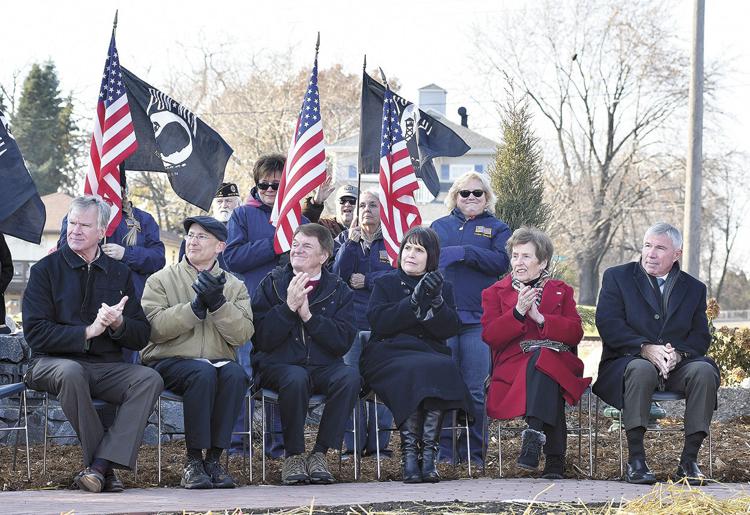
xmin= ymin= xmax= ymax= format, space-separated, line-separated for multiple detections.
xmin=0 ymin=111 xmax=45 ymax=244
xmin=122 ymin=68 xmax=233 ymax=211
xmin=359 ymin=72 xmax=470 ymax=198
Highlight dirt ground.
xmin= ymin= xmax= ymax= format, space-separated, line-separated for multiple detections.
xmin=1 ymin=416 xmax=748 ymax=491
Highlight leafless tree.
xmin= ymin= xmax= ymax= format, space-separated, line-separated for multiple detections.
xmin=475 ymin=0 xmax=703 ymax=304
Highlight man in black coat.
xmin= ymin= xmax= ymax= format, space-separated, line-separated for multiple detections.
xmin=23 ymin=196 xmax=163 ymax=493
xmin=594 ymin=222 xmax=719 ymax=485
xmin=252 ymin=223 xmax=359 ymax=485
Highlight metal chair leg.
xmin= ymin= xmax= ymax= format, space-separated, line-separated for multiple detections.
xmin=464 ymin=413 xmax=472 ymax=476
xmin=248 ymin=394 xmax=253 ymax=483
xmin=43 ymin=393 xmax=49 ymax=476
xmin=261 ymin=395 xmax=267 ymax=482
xmin=22 ymin=389 xmax=30 ymax=480
xmin=708 ymin=425 xmax=713 ymax=478
xmin=374 ymin=395 xmax=382 ymax=480
xmin=588 ymin=389 xmax=593 ymax=478
xmin=157 ymin=396 xmax=162 ymax=484
xmin=618 ymin=408 xmax=624 ymax=478
xmin=497 ymin=423 xmax=503 ymax=478
xmin=352 ymin=404 xmax=359 ymax=481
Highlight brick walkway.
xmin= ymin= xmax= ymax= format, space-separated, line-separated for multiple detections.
xmin=3 ymin=479 xmax=749 ymax=514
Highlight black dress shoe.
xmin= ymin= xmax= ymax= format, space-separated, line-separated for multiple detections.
xmin=103 ymin=470 xmax=124 ymax=493
xmin=625 ymin=458 xmax=657 ymax=485
xmin=674 ymin=461 xmax=711 ymax=485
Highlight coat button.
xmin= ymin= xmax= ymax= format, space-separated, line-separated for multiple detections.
xmin=654 ymin=314 xmax=660 ymax=320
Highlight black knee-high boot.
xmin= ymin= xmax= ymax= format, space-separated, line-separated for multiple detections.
xmin=421 ymin=409 xmax=445 ymax=483
xmin=399 ymin=411 xmax=423 ymax=483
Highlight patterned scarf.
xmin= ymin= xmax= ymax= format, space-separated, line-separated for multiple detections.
xmin=121 ymin=199 xmax=141 ymax=247
xmin=511 ymin=268 xmax=551 ymax=306
xmin=359 ymin=226 xmax=382 ymax=252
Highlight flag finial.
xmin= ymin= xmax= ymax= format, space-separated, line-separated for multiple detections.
xmin=378 ymin=67 xmax=388 ymax=87
xmin=363 ymin=55 xmax=367 ymax=72
xmin=112 ymin=10 xmax=119 ymax=35
xmin=315 ymin=32 xmax=320 ymax=56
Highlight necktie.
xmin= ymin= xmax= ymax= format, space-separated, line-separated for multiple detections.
xmin=657 ymin=277 xmax=666 ymax=291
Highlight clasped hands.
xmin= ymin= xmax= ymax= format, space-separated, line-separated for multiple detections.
xmin=191 ymin=271 xmax=227 ymax=319
xmin=515 ymin=286 xmax=544 ymax=325
xmin=641 ymin=342 xmax=682 ymax=378
xmin=86 ymin=296 xmax=128 ymax=340
xmin=411 ymin=271 xmax=445 ymax=313
xmin=287 ymin=272 xmax=314 ymax=322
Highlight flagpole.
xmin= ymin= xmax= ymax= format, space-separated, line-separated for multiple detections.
xmin=355 ymin=54 xmax=366 ymax=212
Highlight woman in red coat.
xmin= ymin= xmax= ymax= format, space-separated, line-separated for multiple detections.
xmin=481 ymin=227 xmax=590 ymax=479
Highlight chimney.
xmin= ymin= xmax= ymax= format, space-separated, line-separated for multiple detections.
xmin=458 ymin=107 xmax=469 ymax=128
xmin=418 ymin=84 xmax=447 ymax=116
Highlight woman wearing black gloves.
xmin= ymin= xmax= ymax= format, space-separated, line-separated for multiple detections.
xmin=360 ymin=226 xmax=475 ymax=483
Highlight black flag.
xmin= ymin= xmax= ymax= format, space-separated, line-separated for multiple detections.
xmin=359 ymin=72 xmax=470 ymax=197
xmin=0 ymin=111 xmax=46 ymax=244
xmin=121 ymin=67 xmax=233 ymax=211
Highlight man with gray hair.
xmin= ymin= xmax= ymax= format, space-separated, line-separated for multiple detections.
xmin=23 ymin=195 xmax=163 ymax=493
xmin=594 ymin=222 xmax=719 ymax=485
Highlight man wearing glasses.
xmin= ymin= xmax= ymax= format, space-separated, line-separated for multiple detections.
xmin=141 ymin=216 xmax=253 ymax=489
xmin=224 ymin=154 xmax=309 ymax=459
xmin=301 ymin=182 xmax=359 ymax=241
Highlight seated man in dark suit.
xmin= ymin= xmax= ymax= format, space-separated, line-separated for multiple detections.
xmin=251 ymin=223 xmax=359 ymax=485
xmin=594 ymin=222 xmax=719 ymax=485
xmin=23 ymin=196 xmax=164 ymax=493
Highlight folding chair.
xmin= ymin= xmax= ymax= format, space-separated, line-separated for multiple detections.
xmin=366 ymin=391 xmax=473 ymax=479
xmin=593 ymin=390 xmax=713 ymax=478
xmin=488 ymin=386 xmax=594 ymax=477
xmin=0 ymin=382 xmax=30 ymax=479
xmin=251 ymin=387 xmax=359 ymax=482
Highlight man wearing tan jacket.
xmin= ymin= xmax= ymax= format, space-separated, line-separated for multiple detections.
xmin=141 ymin=216 xmax=253 ymax=489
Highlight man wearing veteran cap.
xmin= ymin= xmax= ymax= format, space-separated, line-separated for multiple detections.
xmin=141 ymin=215 xmax=253 ymax=489
xmin=302 ymin=180 xmax=359 ymax=240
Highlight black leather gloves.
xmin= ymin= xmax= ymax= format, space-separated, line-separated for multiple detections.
xmin=192 ymin=271 xmax=227 ymax=313
xmin=410 ymin=271 xmax=445 ymax=315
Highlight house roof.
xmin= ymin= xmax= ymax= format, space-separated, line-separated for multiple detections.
xmin=42 ymin=192 xmax=73 ymax=233
xmin=327 ymin=112 xmax=498 ymax=154
xmin=419 ymin=83 xmax=447 ymax=92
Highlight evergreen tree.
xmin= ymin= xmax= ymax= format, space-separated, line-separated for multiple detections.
xmin=12 ymin=62 xmax=78 ymax=195
xmin=490 ymin=97 xmax=550 ymax=233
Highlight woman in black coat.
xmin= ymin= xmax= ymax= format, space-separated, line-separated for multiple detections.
xmin=360 ymin=226 xmax=474 ymax=484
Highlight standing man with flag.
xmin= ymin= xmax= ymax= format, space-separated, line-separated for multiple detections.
xmin=378 ymin=81 xmax=423 ymax=265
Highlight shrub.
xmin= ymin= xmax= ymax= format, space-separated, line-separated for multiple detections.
xmin=706 ymin=298 xmax=750 ymax=385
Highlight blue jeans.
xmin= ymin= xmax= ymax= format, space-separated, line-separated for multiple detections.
xmin=343 ymin=331 xmax=393 ymax=454
xmin=439 ymin=323 xmax=489 ymax=464
xmin=229 ymin=341 xmax=285 ymax=458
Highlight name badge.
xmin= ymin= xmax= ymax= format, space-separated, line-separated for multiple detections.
xmin=379 ymin=250 xmax=390 ymax=263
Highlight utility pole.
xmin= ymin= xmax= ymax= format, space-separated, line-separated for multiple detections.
xmin=683 ymin=0 xmax=705 ymax=277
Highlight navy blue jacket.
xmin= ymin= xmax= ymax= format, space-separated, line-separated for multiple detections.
xmin=22 ymin=244 xmax=150 ymax=362
xmin=224 ymin=189 xmax=309 ymax=298
xmin=593 ymin=261 xmax=718 ymax=408
xmin=58 ymin=207 xmax=165 ymax=300
xmin=251 ymin=264 xmax=356 ymax=370
xmin=430 ymin=209 xmax=511 ymax=324
xmin=332 ymin=230 xmax=393 ymax=330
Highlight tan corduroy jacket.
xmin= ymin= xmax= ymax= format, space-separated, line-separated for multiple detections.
xmin=140 ymin=258 xmax=253 ymax=364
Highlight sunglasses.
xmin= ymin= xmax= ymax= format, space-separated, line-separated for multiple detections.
xmin=459 ymin=189 xmax=484 ymax=198
xmin=339 ymin=197 xmax=357 ymax=206
xmin=258 ymin=182 xmax=280 ymax=191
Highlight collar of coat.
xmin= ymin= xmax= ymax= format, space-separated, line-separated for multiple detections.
xmin=178 ymin=256 xmax=222 ymax=279
xmin=450 ymin=207 xmax=493 ymax=222
xmin=270 ymin=263 xmax=343 ymax=304
xmin=632 ymin=260 xmax=687 ymax=319
xmin=61 ymin=243 xmax=110 ymax=273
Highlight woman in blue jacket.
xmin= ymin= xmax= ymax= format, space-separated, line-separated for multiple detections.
xmin=430 ymin=171 xmax=510 ymax=465
xmin=333 ymin=190 xmax=394 ymax=457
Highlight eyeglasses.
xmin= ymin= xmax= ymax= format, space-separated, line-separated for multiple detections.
xmin=257 ymin=182 xmax=280 ymax=191
xmin=459 ymin=189 xmax=484 ymax=198
xmin=339 ymin=197 xmax=356 ymax=206
xmin=185 ymin=233 xmax=214 ymax=242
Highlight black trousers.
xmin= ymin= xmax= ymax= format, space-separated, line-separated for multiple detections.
xmin=153 ymin=358 xmax=249 ymax=450
xmin=525 ymin=350 xmax=567 ymax=456
xmin=257 ymin=362 xmax=361 ymax=456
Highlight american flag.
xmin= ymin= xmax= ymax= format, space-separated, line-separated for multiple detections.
xmin=378 ymin=87 xmax=422 ymax=265
xmin=83 ymin=32 xmax=137 ymax=236
xmin=271 ymin=56 xmax=327 ymax=253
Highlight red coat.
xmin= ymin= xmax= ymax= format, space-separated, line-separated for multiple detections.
xmin=480 ymin=275 xmax=591 ymax=420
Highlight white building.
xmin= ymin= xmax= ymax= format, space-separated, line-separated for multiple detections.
xmin=326 ymin=84 xmax=499 ymax=223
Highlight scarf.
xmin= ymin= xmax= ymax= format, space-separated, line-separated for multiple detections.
xmin=359 ymin=226 xmax=382 ymax=252
xmin=121 ymin=200 xmax=141 ymax=247
xmin=511 ymin=268 xmax=551 ymax=306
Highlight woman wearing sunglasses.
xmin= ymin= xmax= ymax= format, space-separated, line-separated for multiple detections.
xmin=430 ymin=171 xmax=511 ymax=466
